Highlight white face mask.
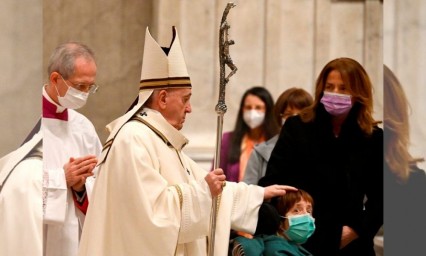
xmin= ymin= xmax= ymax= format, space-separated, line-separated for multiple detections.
xmin=55 ymin=83 xmax=89 ymax=109
xmin=243 ymin=110 xmax=265 ymax=129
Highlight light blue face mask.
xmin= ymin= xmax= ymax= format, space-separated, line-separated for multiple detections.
xmin=281 ymin=214 xmax=316 ymax=244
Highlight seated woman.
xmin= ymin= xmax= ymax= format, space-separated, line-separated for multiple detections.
xmin=232 ymin=190 xmax=315 ymax=256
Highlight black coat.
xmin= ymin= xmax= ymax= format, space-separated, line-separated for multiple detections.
xmin=259 ymin=104 xmax=383 ymax=256
xmin=384 ymin=163 xmax=426 ymax=256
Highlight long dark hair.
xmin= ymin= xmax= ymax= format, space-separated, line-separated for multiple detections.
xmin=228 ymin=86 xmax=279 ymax=163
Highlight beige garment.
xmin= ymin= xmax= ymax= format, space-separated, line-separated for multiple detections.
xmin=79 ymin=108 xmax=264 ymax=256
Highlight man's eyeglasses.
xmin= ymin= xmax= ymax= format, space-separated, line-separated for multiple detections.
xmin=60 ymin=75 xmax=99 ymax=94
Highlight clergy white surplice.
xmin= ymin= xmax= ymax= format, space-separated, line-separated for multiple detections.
xmin=42 ymin=87 xmax=101 ymax=256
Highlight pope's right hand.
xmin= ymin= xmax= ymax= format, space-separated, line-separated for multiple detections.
xmin=263 ymin=184 xmax=298 ymax=200
xmin=205 ymin=168 xmax=226 ymax=197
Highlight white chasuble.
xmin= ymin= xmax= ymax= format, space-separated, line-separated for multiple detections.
xmin=79 ymin=108 xmax=264 ymax=256
xmin=0 ymin=133 xmax=43 ymax=256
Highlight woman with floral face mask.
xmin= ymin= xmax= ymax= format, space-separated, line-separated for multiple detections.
xmin=259 ymin=58 xmax=383 ymax=256
xmin=232 ymin=190 xmax=315 ymax=256
xmin=214 ymin=86 xmax=279 ymax=183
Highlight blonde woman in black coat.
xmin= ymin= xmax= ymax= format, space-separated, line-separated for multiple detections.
xmin=383 ymin=65 xmax=426 ymax=256
xmin=259 ymin=58 xmax=383 ymax=256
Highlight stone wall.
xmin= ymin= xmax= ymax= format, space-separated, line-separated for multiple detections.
xmin=0 ymin=0 xmax=42 ymax=155
xmin=384 ymin=0 xmax=426 ymax=170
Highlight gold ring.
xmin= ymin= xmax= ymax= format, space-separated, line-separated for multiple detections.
xmin=222 ymin=181 xmax=226 ymax=188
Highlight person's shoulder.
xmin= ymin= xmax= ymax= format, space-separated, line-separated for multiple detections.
xmin=367 ymin=125 xmax=383 ymax=144
xmin=117 ymin=118 xmax=171 ymax=148
xmin=68 ymin=109 xmax=85 ymax=119
xmin=286 ymin=114 xmax=303 ymax=124
xmin=255 ymin=135 xmax=277 ymax=149
xmin=119 ymin=118 xmax=152 ymax=136
xmin=372 ymin=125 xmax=383 ymax=135
xmin=68 ymin=110 xmax=98 ymax=135
xmin=253 ymin=135 xmax=278 ymax=158
xmin=285 ymin=114 xmax=312 ymax=130
xmin=262 ymin=235 xmax=289 ymax=244
xmin=261 ymin=235 xmax=299 ymax=254
xmin=367 ymin=124 xmax=383 ymax=139
xmin=281 ymin=115 xmax=313 ymax=139
xmin=265 ymin=135 xmax=279 ymax=145
xmin=262 ymin=236 xmax=312 ymax=255
xmin=408 ymin=165 xmax=426 ymax=184
xmin=404 ymin=166 xmax=426 ymax=214
xmin=69 ymin=109 xmax=94 ymax=126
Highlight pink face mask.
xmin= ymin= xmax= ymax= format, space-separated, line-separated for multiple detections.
xmin=320 ymin=92 xmax=352 ymax=116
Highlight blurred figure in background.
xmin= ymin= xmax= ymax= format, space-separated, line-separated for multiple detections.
xmin=217 ymin=86 xmax=280 ymax=182
xmin=383 ymin=65 xmax=426 ymax=256
xmin=243 ymin=88 xmax=313 ymax=185
xmin=0 ymin=127 xmax=42 ymax=256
